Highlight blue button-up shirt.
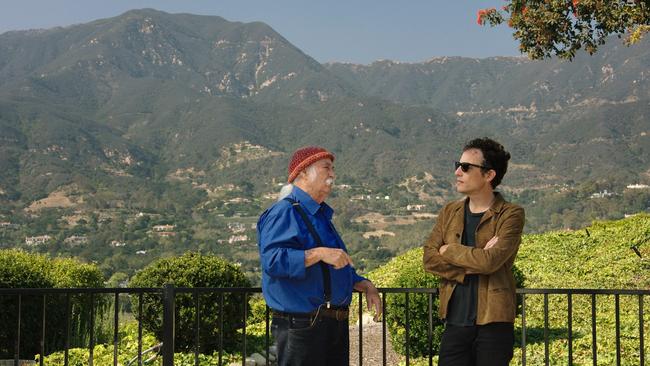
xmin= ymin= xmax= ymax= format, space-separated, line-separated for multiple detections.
xmin=257 ymin=186 xmax=366 ymax=313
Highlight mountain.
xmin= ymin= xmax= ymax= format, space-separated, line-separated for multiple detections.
xmin=0 ymin=9 xmax=648 ymax=279
xmin=326 ymin=39 xmax=650 ymax=112
xmin=327 ymin=38 xmax=650 ymax=187
xmin=0 ymin=9 xmax=462 ymax=202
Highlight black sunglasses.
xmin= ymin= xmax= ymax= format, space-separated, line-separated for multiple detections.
xmin=455 ymin=161 xmax=491 ymax=172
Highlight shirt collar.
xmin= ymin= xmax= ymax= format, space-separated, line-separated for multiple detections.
xmin=291 ymin=186 xmax=334 ymax=219
xmin=459 ymin=191 xmax=506 ymax=214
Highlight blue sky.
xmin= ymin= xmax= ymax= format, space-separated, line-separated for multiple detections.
xmin=0 ymin=0 xmax=520 ymax=64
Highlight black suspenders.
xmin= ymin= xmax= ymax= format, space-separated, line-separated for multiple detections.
xmin=284 ymin=197 xmax=332 ymax=308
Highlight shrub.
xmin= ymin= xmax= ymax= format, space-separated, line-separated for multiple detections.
xmin=0 ymin=249 xmax=105 ymax=359
xmin=39 ymin=321 xmax=241 ymax=365
xmin=129 ymin=252 xmax=251 ymax=354
xmin=369 ymin=247 xmax=525 ymax=357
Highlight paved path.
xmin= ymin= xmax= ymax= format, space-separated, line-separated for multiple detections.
xmin=349 ymin=320 xmax=401 ymax=366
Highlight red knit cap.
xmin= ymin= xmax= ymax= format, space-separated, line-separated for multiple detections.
xmin=287 ymin=146 xmax=335 ymax=183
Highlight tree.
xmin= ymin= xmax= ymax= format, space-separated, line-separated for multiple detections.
xmin=0 ymin=250 xmax=106 ymax=359
xmin=479 ymin=0 xmax=650 ymax=59
xmin=129 ymin=252 xmax=251 ymax=353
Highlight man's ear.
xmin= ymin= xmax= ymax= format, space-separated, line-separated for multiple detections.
xmin=485 ymin=169 xmax=496 ymax=183
xmin=296 ymin=169 xmax=308 ymax=182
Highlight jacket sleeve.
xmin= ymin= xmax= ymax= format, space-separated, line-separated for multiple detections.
xmin=423 ymin=206 xmax=467 ymax=283
xmin=258 ymin=207 xmax=307 ymax=280
xmin=441 ymin=206 xmax=525 ymax=274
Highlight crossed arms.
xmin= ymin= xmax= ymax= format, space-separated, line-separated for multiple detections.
xmin=423 ymin=205 xmax=525 ymax=283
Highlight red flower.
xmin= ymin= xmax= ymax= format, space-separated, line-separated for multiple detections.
xmin=477 ymin=8 xmax=497 ymax=25
xmin=477 ymin=9 xmax=487 ymax=25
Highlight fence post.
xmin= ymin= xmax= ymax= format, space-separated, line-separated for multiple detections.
xmin=163 ymin=284 xmax=176 ymax=366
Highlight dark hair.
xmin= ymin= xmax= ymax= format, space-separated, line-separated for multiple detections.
xmin=463 ymin=137 xmax=511 ymax=188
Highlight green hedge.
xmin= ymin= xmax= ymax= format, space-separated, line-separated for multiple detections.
xmin=369 ymin=247 xmax=525 ymax=357
xmin=0 ymin=249 xmax=105 ymax=359
xmin=39 ymin=321 xmax=242 ymax=365
xmin=129 ymin=252 xmax=251 ymax=354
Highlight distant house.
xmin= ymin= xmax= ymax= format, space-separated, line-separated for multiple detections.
xmin=110 ymin=240 xmax=127 ymax=247
xmin=64 ymin=235 xmax=88 ymax=246
xmin=228 ymin=235 xmax=248 ymax=244
xmin=0 ymin=222 xmax=18 ymax=229
xmin=153 ymin=224 xmax=175 ymax=232
xmin=136 ymin=250 xmax=147 ymax=255
xmin=407 ymin=204 xmax=427 ymax=211
xmin=228 ymin=222 xmax=246 ymax=233
xmin=25 ymin=235 xmax=52 ymax=246
xmin=158 ymin=232 xmax=176 ymax=237
xmin=224 ymin=197 xmax=251 ymax=205
xmin=590 ymin=190 xmax=614 ymax=199
xmin=627 ymin=184 xmax=650 ymax=189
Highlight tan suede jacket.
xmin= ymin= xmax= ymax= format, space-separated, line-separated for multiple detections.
xmin=423 ymin=193 xmax=525 ymax=324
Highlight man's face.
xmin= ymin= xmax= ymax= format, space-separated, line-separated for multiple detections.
xmin=303 ymin=158 xmax=335 ymax=200
xmin=455 ymin=148 xmax=493 ymax=195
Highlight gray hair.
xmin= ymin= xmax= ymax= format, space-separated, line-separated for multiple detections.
xmin=277 ymin=184 xmax=294 ymax=201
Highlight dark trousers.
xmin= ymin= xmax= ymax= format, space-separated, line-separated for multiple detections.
xmin=438 ymin=322 xmax=514 ymax=366
xmin=271 ymin=315 xmax=349 ymax=366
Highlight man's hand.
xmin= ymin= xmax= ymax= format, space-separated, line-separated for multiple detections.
xmin=441 ymin=236 xmax=498 ymax=256
xmin=354 ymin=280 xmax=383 ymax=321
xmin=484 ymin=236 xmax=499 ymax=249
xmin=305 ymin=247 xmax=354 ymax=269
xmin=465 ymin=236 xmax=499 ymax=274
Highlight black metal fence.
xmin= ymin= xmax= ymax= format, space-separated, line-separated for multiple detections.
xmin=0 ymin=287 xmax=647 ymax=366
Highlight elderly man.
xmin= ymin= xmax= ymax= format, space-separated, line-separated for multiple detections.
xmin=257 ymin=146 xmax=382 ymax=366
xmin=423 ymin=138 xmax=525 ymax=366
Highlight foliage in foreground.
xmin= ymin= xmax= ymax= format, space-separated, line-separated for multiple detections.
xmin=0 ymin=249 xmax=105 ymax=359
xmin=129 ymin=252 xmax=251 ymax=354
xmin=387 ymin=213 xmax=650 ymax=365
xmin=367 ymin=245 xmax=525 ymax=357
xmin=19 ymin=214 xmax=650 ymax=365
xmin=38 ymin=322 xmax=241 ymax=366
xmin=479 ymin=0 xmax=650 ymax=60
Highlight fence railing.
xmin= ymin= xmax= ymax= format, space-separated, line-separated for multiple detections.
xmin=0 ymin=287 xmax=647 ymax=366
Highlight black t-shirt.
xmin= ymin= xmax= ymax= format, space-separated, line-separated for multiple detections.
xmin=445 ymin=200 xmax=484 ymax=326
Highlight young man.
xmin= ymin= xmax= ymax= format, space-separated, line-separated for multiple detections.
xmin=423 ymin=138 xmax=525 ymax=366
xmin=258 ymin=146 xmax=382 ymax=366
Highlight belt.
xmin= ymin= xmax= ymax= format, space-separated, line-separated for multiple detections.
xmin=273 ymin=307 xmax=349 ymax=321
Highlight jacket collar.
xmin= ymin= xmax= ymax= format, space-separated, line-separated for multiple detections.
xmin=452 ymin=192 xmax=506 ymax=216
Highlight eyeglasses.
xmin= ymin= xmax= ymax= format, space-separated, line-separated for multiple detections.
xmin=455 ymin=161 xmax=491 ymax=172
